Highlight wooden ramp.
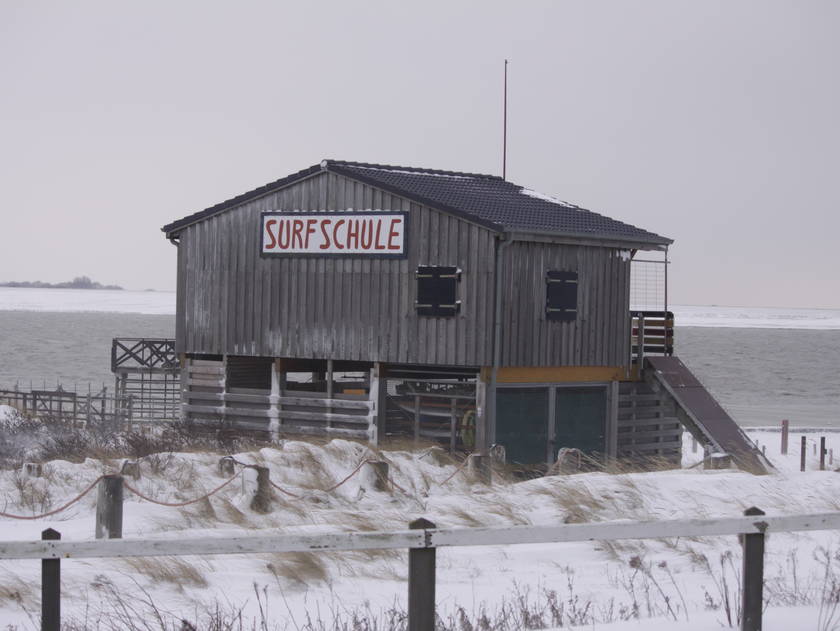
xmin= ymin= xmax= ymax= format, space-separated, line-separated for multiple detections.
xmin=644 ymin=356 xmax=770 ymax=475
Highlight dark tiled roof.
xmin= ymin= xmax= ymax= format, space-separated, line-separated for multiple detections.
xmin=163 ymin=160 xmax=672 ymax=246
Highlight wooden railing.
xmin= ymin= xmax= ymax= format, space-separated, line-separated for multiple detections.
xmin=630 ymin=310 xmax=674 ymax=364
xmin=3 ymin=508 xmax=839 ymax=631
xmin=0 ymin=387 xmax=133 ymax=427
xmin=111 ymin=338 xmax=178 ymax=372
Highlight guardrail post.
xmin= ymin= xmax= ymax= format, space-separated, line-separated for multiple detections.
xmin=780 ymin=419 xmax=789 ymax=454
xmin=408 ymin=518 xmax=436 ymax=631
xmin=96 ymin=475 xmax=123 ymax=539
xmin=820 ymin=437 xmax=826 ymax=471
xmin=741 ymin=507 xmax=766 ymax=631
xmin=801 ymin=436 xmax=807 ymax=472
xmin=41 ymin=528 xmax=60 ymax=631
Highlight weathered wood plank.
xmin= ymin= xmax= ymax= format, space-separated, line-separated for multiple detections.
xmin=4 ymin=513 xmax=840 ymax=561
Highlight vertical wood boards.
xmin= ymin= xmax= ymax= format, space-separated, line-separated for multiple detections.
xmin=176 ymin=172 xmax=496 ymax=366
xmin=500 ymin=242 xmax=631 ymax=368
xmin=173 ymin=170 xmax=634 ymax=370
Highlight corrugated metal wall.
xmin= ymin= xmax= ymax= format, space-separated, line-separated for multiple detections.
xmin=500 ymin=241 xmax=631 ymax=367
xmin=177 ymin=171 xmax=497 ymax=366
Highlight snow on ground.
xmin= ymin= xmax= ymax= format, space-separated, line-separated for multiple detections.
xmin=1 ymin=429 xmax=840 ymax=628
xmin=0 ymin=287 xmax=175 ymax=314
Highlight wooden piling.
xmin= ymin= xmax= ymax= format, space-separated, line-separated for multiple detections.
xmin=23 ymin=462 xmax=42 ymax=478
xmin=740 ymin=507 xmax=766 ymax=631
xmin=408 ymin=518 xmax=436 ymax=631
xmin=95 ymin=475 xmax=124 ymax=539
xmin=41 ymin=528 xmax=61 ymax=631
xmin=250 ymin=466 xmax=272 ymax=514
xmin=468 ymin=454 xmax=491 ymax=484
xmin=120 ymin=460 xmax=140 ymax=480
xmin=366 ymin=460 xmax=390 ymax=492
xmin=218 ymin=456 xmax=236 ymax=476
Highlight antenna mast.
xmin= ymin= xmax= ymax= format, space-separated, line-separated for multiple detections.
xmin=503 ymin=59 xmax=508 ymax=180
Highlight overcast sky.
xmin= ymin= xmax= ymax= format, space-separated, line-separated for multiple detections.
xmin=1 ymin=1 xmax=837 ymax=308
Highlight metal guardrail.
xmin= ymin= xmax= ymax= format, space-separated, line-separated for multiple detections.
xmin=3 ymin=509 xmax=839 ymax=630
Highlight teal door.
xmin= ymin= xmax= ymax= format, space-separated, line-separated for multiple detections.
xmin=553 ymin=387 xmax=606 ymax=459
xmin=495 ymin=387 xmax=549 ymax=465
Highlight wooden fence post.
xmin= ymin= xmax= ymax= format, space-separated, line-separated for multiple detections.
xmin=780 ymin=419 xmax=789 ymax=455
xmin=120 ymin=460 xmax=140 ymax=480
xmin=820 ymin=437 xmax=826 ymax=471
xmin=96 ymin=475 xmax=123 ymax=539
xmin=801 ymin=436 xmax=807 ymax=472
xmin=250 ymin=466 xmax=272 ymax=513
xmin=42 ymin=528 xmax=60 ymax=631
xmin=366 ymin=460 xmax=390 ymax=492
xmin=408 ymin=518 xmax=436 ymax=631
xmin=468 ymin=454 xmax=492 ymax=484
xmin=218 ymin=456 xmax=236 ymax=476
xmin=741 ymin=507 xmax=766 ymax=631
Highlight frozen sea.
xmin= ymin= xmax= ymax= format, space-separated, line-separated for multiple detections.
xmin=0 ymin=287 xmax=838 ymax=427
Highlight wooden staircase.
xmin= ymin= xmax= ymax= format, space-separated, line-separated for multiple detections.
xmin=617 ymin=381 xmax=682 ymax=466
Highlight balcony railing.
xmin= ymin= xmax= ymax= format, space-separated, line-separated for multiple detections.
xmin=630 ymin=310 xmax=674 ymax=364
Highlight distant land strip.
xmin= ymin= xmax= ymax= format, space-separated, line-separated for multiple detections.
xmin=0 ymin=276 xmax=123 ymax=290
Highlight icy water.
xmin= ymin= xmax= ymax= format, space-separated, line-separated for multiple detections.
xmin=0 ymin=288 xmax=838 ymax=427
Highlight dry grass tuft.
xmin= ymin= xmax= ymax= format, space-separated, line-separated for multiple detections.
xmin=449 ymin=505 xmax=486 ymax=528
xmin=0 ymin=569 xmax=37 ymax=609
xmin=337 ymin=512 xmax=380 ymax=532
xmin=216 ymin=497 xmax=255 ymax=528
xmin=121 ymin=556 xmax=209 ymax=590
xmin=265 ymin=551 xmax=329 ymax=588
xmin=11 ymin=472 xmax=52 ymax=514
xmin=533 ymin=481 xmax=607 ymax=524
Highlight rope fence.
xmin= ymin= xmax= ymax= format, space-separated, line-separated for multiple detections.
xmin=0 ymin=452 xmax=479 ymax=520
xmin=0 ymin=475 xmax=105 ymax=521
xmin=122 ymin=470 xmax=243 ymax=507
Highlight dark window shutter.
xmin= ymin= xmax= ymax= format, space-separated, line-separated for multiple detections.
xmin=546 ymin=270 xmax=578 ymax=322
xmin=416 ymin=266 xmax=461 ymax=316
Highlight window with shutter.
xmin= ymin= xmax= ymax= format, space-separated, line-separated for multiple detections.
xmin=416 ymin=266 xmax=461 ymax=316
xmin=546 ymin=270 xmax=578 ymax=321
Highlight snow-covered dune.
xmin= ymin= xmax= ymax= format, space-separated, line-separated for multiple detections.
xmin=0 ymin=431 xmax=838 ymax=628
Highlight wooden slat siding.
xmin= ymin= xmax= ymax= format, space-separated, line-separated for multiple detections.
xmin=500 ymin=242 xmax=631 ymax=368
xmin=616 ymin=381 xmax=682 ymax=463
xmin=176 ymin=171 xmax=495 ymax=365
xmin=175 ymin=236 xmax=187 ymax=354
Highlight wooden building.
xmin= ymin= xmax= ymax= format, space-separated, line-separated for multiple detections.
xmin=162 ymin=160 xmax=766 ymax=472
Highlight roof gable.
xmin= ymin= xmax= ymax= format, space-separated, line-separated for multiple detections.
xmin=162 ymin=159 xmax=672 ymax=247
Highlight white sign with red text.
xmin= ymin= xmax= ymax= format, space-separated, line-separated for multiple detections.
xmin=261 ymin=212 xmax=407 ymax=257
